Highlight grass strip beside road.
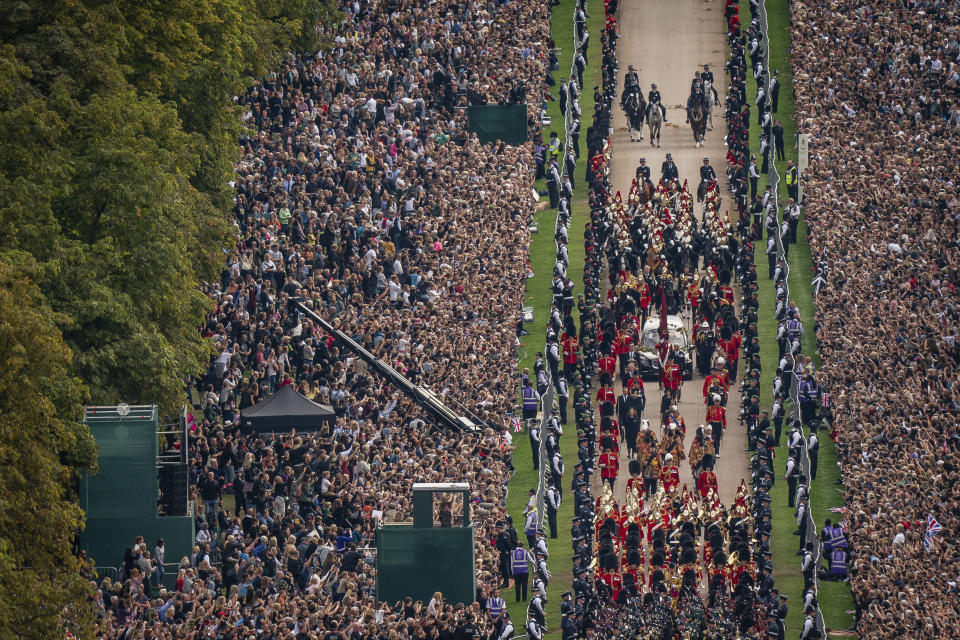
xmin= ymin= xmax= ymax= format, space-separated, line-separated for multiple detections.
xmin=738 ymin=0 xmax=853 ymax=635
xmin=505 ymin=1 xmax=604 ymax=636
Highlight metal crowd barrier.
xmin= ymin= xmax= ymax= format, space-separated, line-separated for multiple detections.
xmin=526 ymin=0 xmax=584 ymax=539
xmin=535 ymin=370 xmax=555 ymax=527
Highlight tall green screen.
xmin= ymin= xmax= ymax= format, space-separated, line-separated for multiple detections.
xmin=468 ymin=104 xmax=529 ymax=145
xmin=81 ymin=406 xmax=193 ymax=570
xmin=375 ymin=525 xmax=475 ymax=605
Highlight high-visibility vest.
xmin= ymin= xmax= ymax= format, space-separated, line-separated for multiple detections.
xmin=522 ymin=387 xmax=539 ymax=411
xmin=829 ymin=548 xmax=847 ymax=575
xmin=511 ymin=548 xmax=529 ymax=574
xmin=524 ymin=510 xmax=538 ymax=535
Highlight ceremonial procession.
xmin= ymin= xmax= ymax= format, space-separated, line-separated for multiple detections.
xmin=5 ymin=0 xmax=960 ymax=638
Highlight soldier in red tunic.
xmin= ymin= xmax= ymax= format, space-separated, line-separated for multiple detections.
xmin=625 ymin=459 xmax=645 ymax=499
xmin=613 ymin=329 xmax=633 ymax=375
xmin=598 ymin=353 xmax=617 ymax=379
xmin=702 ymin=366 xmax=728 ymax=404
xmin=623 ymin=557 xmax=642 ymax=592
xmin=625 ymin=371 xmax=644 ymax=392
xmin=660 ymin=356 xmax=683 ymax=402
xmin=562 ymin=333 xmax=579 ymax=377
xmin=596 ymin=382 xmax=616 ymax=406
xmin=687 ymin=278 xmax=701 ymax=321
xmin=598 ymin=446 xmax=619 ymax=491
xmin=697 ymin=454 xmax=719 ymax=500
xmin=716 ymin=331 xmax=739 ymax=379
xmin=607 ymin=570 xmax=622 ymax=601
xmin=638 ymin=280 xmax=651 ymax=327
xmin=706 ymin=395 xmax=727 ymax=454
xmin=660 ymin=453 xmax=681 ymax=493
xmin=708 ymin=550 xmax=729 ymax=606
xmin=599 ymin=415 xmax=620 ymax=452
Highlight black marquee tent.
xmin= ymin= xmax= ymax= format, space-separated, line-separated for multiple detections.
xmin=240 ymin=384 xmax=336 ymax=433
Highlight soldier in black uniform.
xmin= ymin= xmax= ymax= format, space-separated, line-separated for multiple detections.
xmin=648 ymin=83 xmax=667 ymax=121
xmin=700 ymin=157 xmax=717 ymax=183
xmin=661 ymin=153 xmax=679 ymax=182
xmin=625 ymin=65 xmax=639 ymax=90
xmin=570 ymin=518 xmax=587 ymax=551
xmin=572 ymin=568 xmax=592 ymax=600
xmin=702 ymin=64 xmax=720 ymax=103
xmin=770 ymin=69 xmax=780 ymax=112
xmin=636 ymin=157 xmax=651 ymax=183
xmin=701 ymin=63 xmax=715 ymax=85
xmin=698 ymin=157 xmax=717 ymax=202
xmin=561 ymin=612 xmax=578 ymax=640
xmin=690 ymin=70 xmax=703 ymax=94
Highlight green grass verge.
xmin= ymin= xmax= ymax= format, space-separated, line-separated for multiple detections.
xmin=738 ymin=0 xmax=853 ymax=636
xmin=504 ymin=1 xmax=605 ymax=636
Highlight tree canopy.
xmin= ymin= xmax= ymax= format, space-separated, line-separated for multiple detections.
xmin=0 ymin=1 xmax=336 ymax=637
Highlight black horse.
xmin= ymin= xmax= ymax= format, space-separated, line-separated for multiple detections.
xmin=686 ymin=89 xmax=708 ymax=147
xmin=622 ymin=86 xmax=647 ymax=142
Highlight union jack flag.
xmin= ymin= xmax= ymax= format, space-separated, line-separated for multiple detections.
xmin=924 ymin=514 xmax=942 ymax=552
xmin=511 ymin=417 xmax=522 ymax=433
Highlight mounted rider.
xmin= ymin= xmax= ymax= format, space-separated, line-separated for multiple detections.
xmin=621 ymin=72 xmax=647 ymax=141
xmin=701 ymin=64 xmax=715 ymax=85
xmin=620 ymin=67 xmax=642 ymax=110
xmin=687 ymin=85 xmax=708 ymax=114
xmin=686 ymin=85 xmax=708 ymax=132
xmin=702 ymin=64 xmax=720 ymax=102
xmin=661 ymin=153 xmax=679 ymax=183
xmin=700 ymin=157 xmax=717 ymax=183
xmin=697 ymin=157 xmax=717 ymax=202
xmin=690 ymin=70 xmax=704 ymax=95
xmin=647 ymin=83 xmax=667 ymax=121
xmin=635 ymin=157 xmax=651 ymax=183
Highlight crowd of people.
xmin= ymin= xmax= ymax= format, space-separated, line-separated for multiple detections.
xmin=789 ymin=0 xmax=960 ymax=637
xmin=83 ymin=0 xmax=960 ymax=635
xmin=88 ymin=0 xmax=572 ymax=636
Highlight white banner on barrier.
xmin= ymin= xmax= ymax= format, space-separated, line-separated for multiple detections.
xmin=797 ymin=133 xmax=809 ymax=205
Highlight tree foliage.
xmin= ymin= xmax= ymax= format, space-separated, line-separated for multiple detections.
xmin=0 ymin=0 xmax=337 ymax=636
xmin=0 ymin=0 xmax=337 ymax=411
xmin=0 ymin=254 xmax=98 ymax=640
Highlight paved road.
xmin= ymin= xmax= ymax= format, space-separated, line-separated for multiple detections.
xmin=591 ymin=0 xmax=749 ymax=507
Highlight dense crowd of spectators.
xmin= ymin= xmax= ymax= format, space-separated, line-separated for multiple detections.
xmin=90 ymin=0 xmax=564 ymax=637
xmin=790 ymin=0 xmax=960 ymax=637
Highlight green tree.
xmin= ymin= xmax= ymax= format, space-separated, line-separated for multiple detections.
xmin=0 ymin=253 xmax=98 ymax=640
xmin=0 ymin=0 xmax=337 ymax=412
xmin=0 ymin=1 xmax=338 ymax=635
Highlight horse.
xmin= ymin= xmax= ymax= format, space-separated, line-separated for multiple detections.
xmin=623 ymin=89 xmax=646 ymax=142
xmin=687 ymin=90 xmax=707 ymax=147
xmin=634 ymin=176 xmax=654 ymax=204
xmin=703 ymin=78 xmax=716 ymax=130
xmin=646 ymin=102 xmax=663 ymax=148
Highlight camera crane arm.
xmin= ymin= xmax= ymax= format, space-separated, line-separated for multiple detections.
xmin=288 ymin=299 xmax=477 ymax=433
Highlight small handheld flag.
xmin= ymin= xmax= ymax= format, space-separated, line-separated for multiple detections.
xmin=924 ymin=514 xmax=942 ymax=552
